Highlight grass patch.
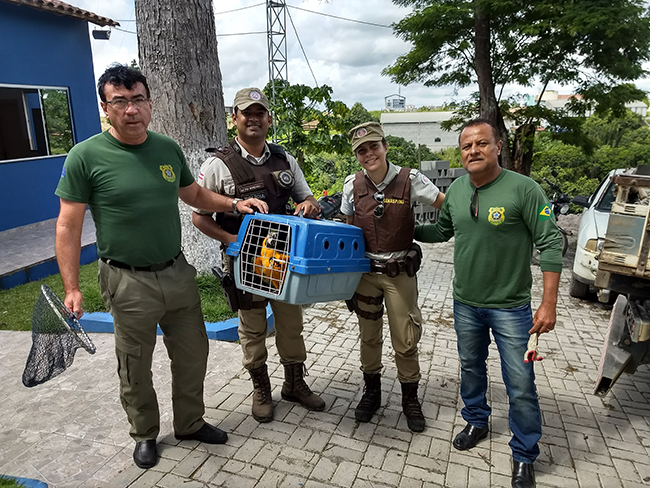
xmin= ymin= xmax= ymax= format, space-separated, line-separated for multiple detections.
xmin=0 ymin=262 xmax=236 ymax=331
xmin=196 ymin=273 xmax=237 ymax=323
xmin=0 ymin=477 xmax=24 ymax=487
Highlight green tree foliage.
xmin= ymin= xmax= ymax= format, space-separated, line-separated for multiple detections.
xmin=264 ymin=80 xmax=350 ymax=167
xmin=40 ymin=89 xmax=73 ymax=155
xmin=384 ymin=0 xmax=650 ymax=175
xmin=343 ymin=102 xmax=380 ymax=130
xmin=303 ymin=135 xmax=443 ymax=197
xmin=385 ymin=135 xmax=436 ymax=169
xmin=531 ymin=110 xmax=650 ymax=203
xmin=582 ymin=110 xmax=646 ymax=148
xmin=304 ymin=152 xmax=359 ymax=197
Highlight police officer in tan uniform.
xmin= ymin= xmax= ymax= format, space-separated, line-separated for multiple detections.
xmin=341 ymin=122 xmax=444 ymax=432
xmin=192 ymin=88 xmax=325 ymax=423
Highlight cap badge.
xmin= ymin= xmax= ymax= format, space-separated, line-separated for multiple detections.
xmin=356 ymin=128 xmax=368 ymax=138
xmin=249 ymin=90 xmax=261 ymax=100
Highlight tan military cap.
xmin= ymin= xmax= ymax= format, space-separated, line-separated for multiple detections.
xmin=349 ymin=121 xmax=385 ymax=151
xmin=233 ymin=87 xmax=270 ymax=111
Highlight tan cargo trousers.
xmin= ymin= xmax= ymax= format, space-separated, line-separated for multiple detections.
xmin=99 ymin=254 xmax=208 ymax=442
xmin=355 ymin=271 xmax=423 ymax=383
xmin=238 ymin=294 xmax=307 ymax=370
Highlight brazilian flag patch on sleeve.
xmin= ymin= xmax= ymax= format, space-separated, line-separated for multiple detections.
xmin=538 ymin=204 xmax=552 ymax=221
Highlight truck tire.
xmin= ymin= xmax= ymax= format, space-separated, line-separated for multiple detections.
xmin=570 ymin=277 xmax=590 ymax=299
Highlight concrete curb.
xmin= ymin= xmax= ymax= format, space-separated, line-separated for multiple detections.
xmin=79 ymin=305 xmax=275 ymax=342
xmin=0 ymin=243 xmax=97 ymax=290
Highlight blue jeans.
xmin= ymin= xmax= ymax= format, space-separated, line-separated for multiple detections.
xmin=453 ymin=300 xmax=541 ymax=463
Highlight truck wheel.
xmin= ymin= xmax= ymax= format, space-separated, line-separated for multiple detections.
xmin=569 ymin=277 xmax=590 ymax=299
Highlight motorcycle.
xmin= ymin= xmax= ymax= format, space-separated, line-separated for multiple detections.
xmin=532 ymin=170 xmax=570 ymax=264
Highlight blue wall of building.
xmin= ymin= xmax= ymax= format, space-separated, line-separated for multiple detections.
xmin=0 ymin=2 xmax=101 ymax=232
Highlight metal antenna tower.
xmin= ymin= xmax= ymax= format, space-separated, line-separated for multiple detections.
xmin=267 ymin=0 xmax=288 ymax=141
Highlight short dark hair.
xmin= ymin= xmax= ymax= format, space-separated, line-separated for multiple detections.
xmin=459 ymin=118 xmax=501 ymax=144
xmin=98 ymin=64 xmax=150 ymax=102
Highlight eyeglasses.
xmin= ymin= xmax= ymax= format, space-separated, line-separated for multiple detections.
xmin=105 ymin=96 xmax=150 ymax=110
xmin=470 ymin=188 xmax=479 ymax=218
xmin=373 ymin=192 xmax=384 ymax=218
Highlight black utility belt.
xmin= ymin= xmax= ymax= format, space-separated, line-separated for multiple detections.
xmin=370 ymin=259 xmax=407 ymax=277
xmin=101 ymin=251 xmax=182 ymax=272
xmin=370 ymin=243 xmax=423 ymax=278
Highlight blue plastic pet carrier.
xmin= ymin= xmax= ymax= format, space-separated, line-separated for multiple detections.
xmin=226 ymin=213 xmax=370 ymax=304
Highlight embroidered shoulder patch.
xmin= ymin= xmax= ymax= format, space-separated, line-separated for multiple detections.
xmin=538 ymin=204 xmax=552 ymax=221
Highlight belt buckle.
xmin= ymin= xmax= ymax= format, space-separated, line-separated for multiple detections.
xmin=149 ymin=261 xmax=168 ymax=272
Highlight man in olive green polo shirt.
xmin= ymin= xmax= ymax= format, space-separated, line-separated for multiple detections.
xmin=55 ymin=64 xmax=267 ymax=470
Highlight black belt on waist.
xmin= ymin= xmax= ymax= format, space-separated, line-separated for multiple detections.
xmin=370 ymin=259 xmax=405 ymax=276
xmin=101 ymin=251 xmax=182 ymax=272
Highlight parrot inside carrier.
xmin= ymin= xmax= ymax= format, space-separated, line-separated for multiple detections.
xmin=253 ymin=231 xmax=290 ymax=290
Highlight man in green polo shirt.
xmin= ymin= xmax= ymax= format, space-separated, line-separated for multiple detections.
xmin=55 ymin=64 xmax=267 ymax=470
xmin=415 ymin=119 xmax=562 ymax=488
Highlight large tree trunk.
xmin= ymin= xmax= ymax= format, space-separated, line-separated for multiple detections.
xmin=134 ymin=0 xmax=227 ymax=273
xmin=511 ymin=123 xmax=536 ymax=176
xmin=474 ymin=2 xmax=514 ymax=171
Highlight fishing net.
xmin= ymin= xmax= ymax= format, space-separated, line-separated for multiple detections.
xmin=22 ymin=285 xmax=96 ymax=387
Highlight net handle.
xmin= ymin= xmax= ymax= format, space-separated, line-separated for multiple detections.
xmin=40 ymin=285 xmax=96 ymax=354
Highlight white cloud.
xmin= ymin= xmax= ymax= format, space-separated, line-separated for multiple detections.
xmin=67 ymin=0 xmax=650 ymax=112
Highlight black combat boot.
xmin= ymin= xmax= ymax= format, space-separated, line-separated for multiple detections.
xmin=355 ymin=373 xmax=381 ymax=422
xmin=401 ymin=381 xmax=425 ymax=432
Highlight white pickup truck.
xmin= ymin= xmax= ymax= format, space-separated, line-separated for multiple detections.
xmin=590 ymin=171 xmax=650 ymax=395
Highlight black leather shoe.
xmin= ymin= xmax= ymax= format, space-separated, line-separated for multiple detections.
xmin=175 ymin=422 xmax=228 ymax=444
xmin=512 ymin=461 xmax=535 ymax=488
xmin=452 ymin=423 xmax=489 ymax=451
xmin=133 ymin=439 xmax=158 ymax=469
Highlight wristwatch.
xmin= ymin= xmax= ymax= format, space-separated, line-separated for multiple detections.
xmin=232 ymin=198 xmax=242 ymax=214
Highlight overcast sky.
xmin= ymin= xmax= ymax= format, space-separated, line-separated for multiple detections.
xmin=69 ymin=0 xmax=648 ymax=112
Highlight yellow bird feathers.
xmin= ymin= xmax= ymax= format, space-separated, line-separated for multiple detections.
xmin=253 ymin=232 xmax=289 ymax=289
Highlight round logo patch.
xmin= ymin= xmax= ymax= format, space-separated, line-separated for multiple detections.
xmin=249 ymin=90 xmax=261 ymax=100
xmin=356 ymin=127 xmax=368 ymax=138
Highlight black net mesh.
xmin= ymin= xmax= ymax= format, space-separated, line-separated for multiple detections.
xmin=22 ymin=285 xmax=96 ymax=387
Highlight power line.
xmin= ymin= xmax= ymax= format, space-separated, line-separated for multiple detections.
xmin=286 ymin=4 xmax=392 ymax=29
xmin=110 ymin=3 xmax=392 ymax=38
xmin=287 ymin=7 xmax=318 ymax=87
xmin=109 ymin=28 xmax=267 ymax=37
xmin=114 ymin=26 xmax=136 ymax=35
xmin=119 ymin=6 xmax=135 ymax=49
xmin=219 ymin=31 xmax=266 ymax=36
xmin=215 ymin=3 xmax=265 ymax=15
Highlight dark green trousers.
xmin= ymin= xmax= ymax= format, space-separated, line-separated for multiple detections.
xmin=99 ymin=254 xmax=208 ymax=441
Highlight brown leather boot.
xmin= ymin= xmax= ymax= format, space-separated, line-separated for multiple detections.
xmin=249 ymin=364 xmax=273 ymax=423
xmin=355 ymin=373 xmax=381 ymax=422
xmin=401 ymin=381 xmax=425 ymax=432
xmin=281 ymin=363 xmax=325 ymax=411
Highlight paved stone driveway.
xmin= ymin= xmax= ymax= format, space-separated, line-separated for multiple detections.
xmin=1 ymin=240 xmax=650 ymax=487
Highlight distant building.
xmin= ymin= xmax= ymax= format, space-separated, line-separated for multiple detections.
xmin=380 ymin=111 xmax=458 ymax=152
xmin=385 ymin=93 xmax=406 ymax=111
xmin=537 ymin=90 xmax=648 ymax=118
